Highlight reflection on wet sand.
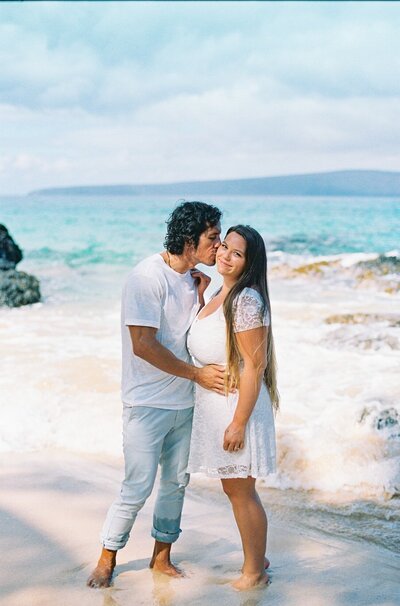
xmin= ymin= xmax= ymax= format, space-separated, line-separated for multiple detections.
xmin=103 ymin=591 xmax=120 ymax=606
xmin=240 ymin=599 xmax=264 ymax=606
xmin=151 ymin=571 xmax=175 ymax=606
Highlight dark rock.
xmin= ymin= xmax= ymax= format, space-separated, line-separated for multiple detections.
xmin=355 ymin=254 xmax=400 ymax=276
xmin=0 ymin=270 xmax=41 ymax=307
xmin=325 ymin=313 xmax=400 ymax=327
xmin=0 ymin=224 xmax=23 ymax=270
xmin=0 ymin=225 xmax=41 ymax=307
xmin=359 ymin=406 xmax=400 ymax=440
xmin=375 ymin=408 xmax=399 ymax=431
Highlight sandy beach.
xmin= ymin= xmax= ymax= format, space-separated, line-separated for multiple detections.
xmin=1 ymin=451 xmax=398 ymax=606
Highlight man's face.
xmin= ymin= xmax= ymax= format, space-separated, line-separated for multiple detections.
xmin=191 ymin=222 xmax=221 ymax=266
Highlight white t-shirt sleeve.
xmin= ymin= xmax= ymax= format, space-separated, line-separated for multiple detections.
xmin=123 ymin=272 xmax=163 ymax=329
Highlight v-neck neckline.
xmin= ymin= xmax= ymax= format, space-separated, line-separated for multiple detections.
xmin=196 ymin=303 xmax=223 ymax=322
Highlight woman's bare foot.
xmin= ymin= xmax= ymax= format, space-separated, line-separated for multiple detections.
xmin=241 ymin=557 xmax=270 ymax=573
xmin=87 ymin=548 xmax=116 ymax=588
xmin=232 ymin=571 xmax=269 ymax=591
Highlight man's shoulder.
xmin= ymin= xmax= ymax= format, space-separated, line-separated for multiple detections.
xmin=124 ymin=254 xmax=166 ymax=287
xmin=129 ymin=253 xmax=164 ymax=276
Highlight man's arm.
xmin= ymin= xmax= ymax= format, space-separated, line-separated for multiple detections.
xmin=129 ymin=325 xmax=226 ymax=394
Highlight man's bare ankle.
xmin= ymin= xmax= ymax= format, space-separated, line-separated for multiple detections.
xmin=87 ymin=549 xmax=117 ymax=588
xmin=99 ymin=547 xmax=117 ymax=565
xmin=151 ymin=541 xmax=172 ymax=559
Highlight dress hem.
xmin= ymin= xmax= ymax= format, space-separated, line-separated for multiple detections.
xmin=187 ymin=466 xmax=276 ymax=479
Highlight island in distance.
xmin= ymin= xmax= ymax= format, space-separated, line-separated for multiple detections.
xmin=30 ymin=169 xmax=400 ymax=197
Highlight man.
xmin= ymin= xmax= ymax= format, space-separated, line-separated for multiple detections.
xmin=87 ymin=201 xmax=223 ymax=588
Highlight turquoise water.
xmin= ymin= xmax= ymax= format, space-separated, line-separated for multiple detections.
xmin=1 ymin=194 xmax=399 ymax=268
xmin=1 ymin=193 xmax=399 ymax=304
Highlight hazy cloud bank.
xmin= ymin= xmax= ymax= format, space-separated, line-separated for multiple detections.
xmin=1 ymin=2 xmax=399 ymax=193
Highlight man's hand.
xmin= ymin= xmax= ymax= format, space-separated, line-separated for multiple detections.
xmin=190 ymin=268 xmax=211 ymax=301
xmin=223 ymin=421 xmax=246 ymax=452
xmin=195 ymin=364 xmax=226 ymax=395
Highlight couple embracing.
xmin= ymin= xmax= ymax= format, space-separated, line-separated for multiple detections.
xmin=87 ymin=201 xmax=279 ymax=591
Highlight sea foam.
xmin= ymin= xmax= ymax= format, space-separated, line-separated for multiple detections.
xmin=1 ymin=193 xmax=399 ymax=499
xmin=1 ymin=278 xmax=399 ymax=500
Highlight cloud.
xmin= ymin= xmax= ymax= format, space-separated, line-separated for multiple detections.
xmin=1 ymin=88 xmax=399 ymax=192
xmin=0 ymin=2 xmax=399 ymax=192
xmin=2 ymin=2 xmax=400 ymax=113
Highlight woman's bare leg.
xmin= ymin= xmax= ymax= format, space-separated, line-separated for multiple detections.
xmin=221 ymin=477 xmax=269 ymax=590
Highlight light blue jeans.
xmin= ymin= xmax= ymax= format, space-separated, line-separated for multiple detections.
xmin=101 ymin=405 xmax=193 ymax=550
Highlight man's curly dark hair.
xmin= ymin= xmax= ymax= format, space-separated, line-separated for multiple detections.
xmin=164 ymin=201 xmax=222 ymax=254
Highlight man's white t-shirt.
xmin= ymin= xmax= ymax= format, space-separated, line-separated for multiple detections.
xmin=121 ymin=253 xmax=199 ymax=409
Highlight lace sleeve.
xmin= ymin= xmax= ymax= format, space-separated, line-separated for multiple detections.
xmin=233 ymin=288 xmax=270 ymax=333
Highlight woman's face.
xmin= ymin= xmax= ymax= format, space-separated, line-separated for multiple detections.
xmin=216 ymin=231 xmax=247 ymax=281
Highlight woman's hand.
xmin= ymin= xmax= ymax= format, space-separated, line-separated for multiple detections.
xmin=223 ymin=421 xmax=246 ymax=452
xmin=190 ymin=268 xmax=211 ymax=301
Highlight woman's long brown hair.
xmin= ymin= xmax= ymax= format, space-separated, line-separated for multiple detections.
xmin=222 ymin=225 xmax=279 ymax=412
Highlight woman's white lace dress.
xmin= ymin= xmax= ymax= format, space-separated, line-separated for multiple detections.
xmin=187 ymin=287 xmax=276 ymax=479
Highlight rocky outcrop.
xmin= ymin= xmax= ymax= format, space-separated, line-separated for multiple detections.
xmin=0 ymin=224 xmax=23 ymax=270
xmin=325 ymin=313 xmax=400 ymax=327
xmin=0 ymin=225 xmax=41 ymax=307
xmin=355 ymin=254 xmax=400 ymax=276
xmin=0 ymin=270 xmax=41 ymax=307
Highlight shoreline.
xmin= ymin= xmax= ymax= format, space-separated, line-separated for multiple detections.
xmin=1 ymin=451 xmax=399 ymax=606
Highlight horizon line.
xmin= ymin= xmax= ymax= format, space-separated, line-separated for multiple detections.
xmin=27 ymin=168 xmax=400 ymax=196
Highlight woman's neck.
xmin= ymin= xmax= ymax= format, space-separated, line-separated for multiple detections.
xmin=221 ymin=278 xmax=236 ymax=294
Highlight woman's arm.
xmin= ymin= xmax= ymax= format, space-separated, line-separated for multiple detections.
xmin=223 ymin=325 xmax=267 ymax=452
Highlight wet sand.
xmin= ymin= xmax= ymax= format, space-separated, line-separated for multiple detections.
xmin=0 ymin=452 xmax=398 ymax=606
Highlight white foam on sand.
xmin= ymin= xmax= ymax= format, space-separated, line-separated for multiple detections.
xmin=1 ymin=278 xmax=399 ymax=498
xmin=0 ymin=452 xmax=398 ymax=606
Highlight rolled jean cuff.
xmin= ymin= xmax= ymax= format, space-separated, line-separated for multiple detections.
xmin=151 ymin=526 xmax=182 ymax=544
xmin=102 ymin=539 xmax=125 ymax=551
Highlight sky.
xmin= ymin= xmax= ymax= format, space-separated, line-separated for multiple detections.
xmin=0 ymin=1 xmax=400 ymax=194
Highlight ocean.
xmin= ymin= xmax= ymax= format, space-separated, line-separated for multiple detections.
xmin=1 ymin=193 xmax=399 ymax=555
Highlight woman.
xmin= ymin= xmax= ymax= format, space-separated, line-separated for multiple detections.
xmin=187 ymin=224 xmax=279 ymax=590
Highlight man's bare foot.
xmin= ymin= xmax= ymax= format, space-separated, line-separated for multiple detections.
xmin=232 ymin=571 xmax=269 ymax=591
xmin=87 ymin=548 xmax=116 ymax=588
xmin=149 ymin=558 xmax=184 ymax=577
xmin=149 ymin=540 xmax=184 ymax=578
